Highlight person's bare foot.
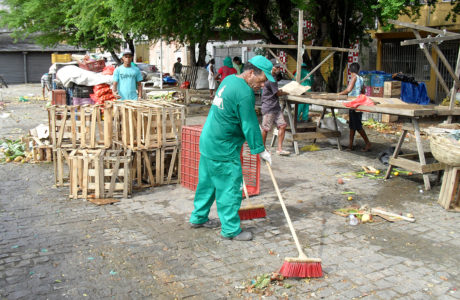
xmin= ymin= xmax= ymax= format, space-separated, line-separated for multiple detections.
xmin=345 ymin=147 xmax=353 ymax=151
xmin=361 ymin=144 xmax=371 ymax=152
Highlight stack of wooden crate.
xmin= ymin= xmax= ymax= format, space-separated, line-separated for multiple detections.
xmin=112 ymin=100 xmax=185 ymax=189
xmin=47 ymin=100 xmax=185 ymax=200
xmin=48 ymin=104 xmax=113 ymax=187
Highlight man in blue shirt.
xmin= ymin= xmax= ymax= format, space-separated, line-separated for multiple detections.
xmin=112 ymin=49 xmax=143 ymax=100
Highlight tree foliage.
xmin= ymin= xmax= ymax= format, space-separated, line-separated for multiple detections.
xmin=1 ymin=0 xmax=458 ymax=85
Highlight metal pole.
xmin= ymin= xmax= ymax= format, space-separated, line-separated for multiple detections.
xmin=23 ymin=52 xmax=28 ymax=84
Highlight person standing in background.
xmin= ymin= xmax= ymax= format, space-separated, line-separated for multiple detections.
xmin=207 ymin=58 xmax=217 ymax=99
xmin=112 ymin=49 xmax=143 ymax=100
xmin=294 ymin=63 xmax=313 ymax=122
xmin=41 ymin=73 xmax=51 ymax=100
xmin=338 ymin=62 xmax=371 ymax=152
xmin=215 ymin=56 xmax=237 ymax=83
xmin=173 ymin=57 xmax=182 ymax=79
xmin=232 ymin=56 xmax=244 ymax=75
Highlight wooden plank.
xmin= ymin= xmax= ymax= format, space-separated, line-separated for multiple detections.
xmin=401 ymin=34 xmax=460 ymax=46
xmin=71 ymin=108 xmax=77 ymax=147
xmin=88 ymin=198 xmax=120 ymax=205
xmin=293 ymin=129 xmax=341 ymax=141
xmin=90 ymin=107 xmax=97 ymax=148
xmin=411 ymin=29 xmax=450 ymax=94
xmin=388 ymin=19 xmax=460 ymax=36
xmin=82 ymin=156 xmax=88 ymax=199
xmin=227 ymin=43 xmax=352 ymax=52
xmin=438 ymin=166 xmax=451 ymax=209
xmin=267 ymin=48 xmax=295 ymax=79
xmin=143 ymin=150 xmax=155 ymax=186
xmin=107 ymin=157 xmax=120 ymax=198
xmin=301 ymin=52 xmax=334 ymax=84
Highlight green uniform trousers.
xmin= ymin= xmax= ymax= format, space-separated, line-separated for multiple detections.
xmin=190 ymin=155 xmax=243 ymax=238
xmin=297 ymin=103 xmax=310 ymax=121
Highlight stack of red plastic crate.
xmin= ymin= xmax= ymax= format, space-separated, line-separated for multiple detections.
xmin=181 ymin=125 xmax=260 ymax=196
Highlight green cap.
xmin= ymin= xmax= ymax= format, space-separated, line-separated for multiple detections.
xmin=248 ymin=55 xmax=275 ymax=82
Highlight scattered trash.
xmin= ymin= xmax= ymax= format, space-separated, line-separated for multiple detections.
xmin=378 ymin=147 xmax=403 ymax=166
xmin=40 ymin=248 xmax=48 ymax=253
xmin=54 ymin=279 xmax=61 ymax=283
xmin=300 ymin=144 xmax=320 ymax=152
xmin=18 ymin=96 xmax=29 ymax=102
xmin=243 ymin=273 xmax=288 ymax=296
xmin=348 ymin=214 xmax=359 ymax=226
xmin=29 ymin=271 xmax=35 ymax=275
xmin=334 ymin=205 xmax=415 ymax=224
xmin=11 ymin=245 xmax=19 ymax=249
xmin=87 ymin=257 xmax=95 ymax=260
xmin=109 ymin=270 xmax=117 ymax=275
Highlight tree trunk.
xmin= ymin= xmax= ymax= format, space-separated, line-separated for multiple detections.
xmin=110 ymin=50 xmax=121 ymax=65
xmin=189 ymin=42 xmax=196 ymax=66
xmin=196 ymin=40 xmax=207 ymax=67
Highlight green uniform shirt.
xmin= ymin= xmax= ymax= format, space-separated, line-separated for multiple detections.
xmin=200 ymin=75 xmax=265 ymax=161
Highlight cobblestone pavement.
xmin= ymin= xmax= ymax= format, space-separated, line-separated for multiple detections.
xmin=0 ymin=96 xmax=460 ymax=299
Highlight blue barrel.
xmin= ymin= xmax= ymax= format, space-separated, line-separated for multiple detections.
xmin=371 ymin=74 xmax=385 ymax=87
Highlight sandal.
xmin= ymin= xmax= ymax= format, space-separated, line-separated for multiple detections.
xmin=276 ymin=150 xmax=291 ymax=156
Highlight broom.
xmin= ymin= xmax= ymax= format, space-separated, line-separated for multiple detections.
xmin=238 ymin=178 xmax=266 ymax=220
xmin=265 ymin=161 xmax=322 ymax=278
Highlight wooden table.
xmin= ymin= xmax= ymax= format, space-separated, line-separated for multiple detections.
xmin=284 ymin=94 xmax=445 ymax=190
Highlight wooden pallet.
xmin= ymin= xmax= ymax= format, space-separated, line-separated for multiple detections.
xmin=438 ymin=166 xmax=460 ymax=211
xmin=48 ymin=104 xmax=113 ymax=149
xmin=69 ymin=149 xmax=132 ymax=200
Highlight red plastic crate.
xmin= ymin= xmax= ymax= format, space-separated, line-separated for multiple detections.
xmin=181 ymin=125 xmax=260 ymax=196
xmin=52 ymin=89 xmax=66 ymax=105
xmin=78 ymin=60 xmax=106 ymax=73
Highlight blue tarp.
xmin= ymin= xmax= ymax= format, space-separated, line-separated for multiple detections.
xmin=400 ymin=82 xmax=431 ymax=105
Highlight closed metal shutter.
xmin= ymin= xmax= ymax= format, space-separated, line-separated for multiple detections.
xmin=0 ymin=53 xmax=24 ymax=84
xmin=26 ymin=52 xmax=52 ymax=83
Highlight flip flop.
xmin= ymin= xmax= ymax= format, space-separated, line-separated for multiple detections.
xmin=276 ymin=150 xmax=291 ymax=156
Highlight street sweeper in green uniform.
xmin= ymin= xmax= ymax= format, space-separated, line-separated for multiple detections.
xmin=189 ymin=55 xmax=274 ymax=241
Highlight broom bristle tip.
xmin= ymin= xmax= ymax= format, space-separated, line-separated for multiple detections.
xmin=238 ymin=207 xmax=266 ymax=220
xmin=279 ymin=260 xmax=323 ymax=278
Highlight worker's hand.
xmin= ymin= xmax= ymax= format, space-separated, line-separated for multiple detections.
xmin=260 ymin=150 xmax=272 ymax=166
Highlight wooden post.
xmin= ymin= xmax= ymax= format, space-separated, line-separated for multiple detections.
xmin=267 ymin=48 xmax=295 ymax=79
xmin=300 ymin=52 xmax=335 ymax=84
xmin=447 ymin=45 xmax=460 ymax=123
xmin=411 ymin=29 xmax=450 ymax=94
xmin=296 ymin=10 xmax=303 ymax=83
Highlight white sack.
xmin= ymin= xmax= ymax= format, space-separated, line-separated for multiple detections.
xmin=56 ymin=65 xmax=113 ymax=88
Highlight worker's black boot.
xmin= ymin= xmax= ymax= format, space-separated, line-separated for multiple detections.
xmin=190 ymin=218 xmax=221 ymax=229
xmin=222 ymin=230 xmax=253 ymax=241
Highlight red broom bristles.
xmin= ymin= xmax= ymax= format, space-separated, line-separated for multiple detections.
xmin=238 ymin=206 xmax=266 ymax=220
xmin=279 ymin=261 xmax=323 ymax=278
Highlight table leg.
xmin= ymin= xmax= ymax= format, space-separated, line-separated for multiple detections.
xmin=313 ymin=107 xmax=327 ymax=144
xmin=285 ymin=100 xmax=299 ymax=155
xmin=384 ymin=129 xmax=408 ymax=180
xmin=330 ymin=108 xmax=342 ymax=151
xmin=413 ymin=118 xmax=431 ymax=190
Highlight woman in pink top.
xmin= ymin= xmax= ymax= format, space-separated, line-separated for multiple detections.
xmin=215 ymin=56 xmax=237 ymax=82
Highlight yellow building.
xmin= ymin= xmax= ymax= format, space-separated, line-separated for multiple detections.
xmin=374 ymin=2 xmax=460 ymax=102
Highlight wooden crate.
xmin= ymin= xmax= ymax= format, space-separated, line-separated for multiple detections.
xmin=383 ymin=81 xmax=401 ymax=98
xmin=26 ymin=136 xmax=53 ymax=162
xmin=161 ymin=145 xmax=180 ymax=185
xmin=381 ymin=114 xmax=398 ymax=123
xmin=113 ymin=101 xmax=162 ymax=150
xmin=69 ymin=149 xmax=132 ymax=200
xmin=112 ymin=100 xmax=185 ymax=150
xmin=161 ymin=102 xmax=185 ymax=147
xmin=132 ymin=149 xmax=161 ymax=189
xmin=53 ymin=148 xmax=72 ymax=187
xmin=48 ymin=104 xmax=113 ymax=149
xmin=438 ymin=166 xmax=460 ymax=211
xmin=131 ymin=145 xmax=180 ymax=188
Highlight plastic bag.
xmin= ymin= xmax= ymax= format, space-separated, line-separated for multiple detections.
xmin=320 ymin=117 xmax=350 ymax=147
xmin=343 ymin=94 xmax=375 ymax=108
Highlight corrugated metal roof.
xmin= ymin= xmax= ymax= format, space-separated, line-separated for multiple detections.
xmin=0 ymin=32 xmax=87 ymax=52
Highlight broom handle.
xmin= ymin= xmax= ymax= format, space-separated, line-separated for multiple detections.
xmin=242 ymin=178 xmax=250 ymax=200
xmin=265 ymin=161 xmax=307 ymax=259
